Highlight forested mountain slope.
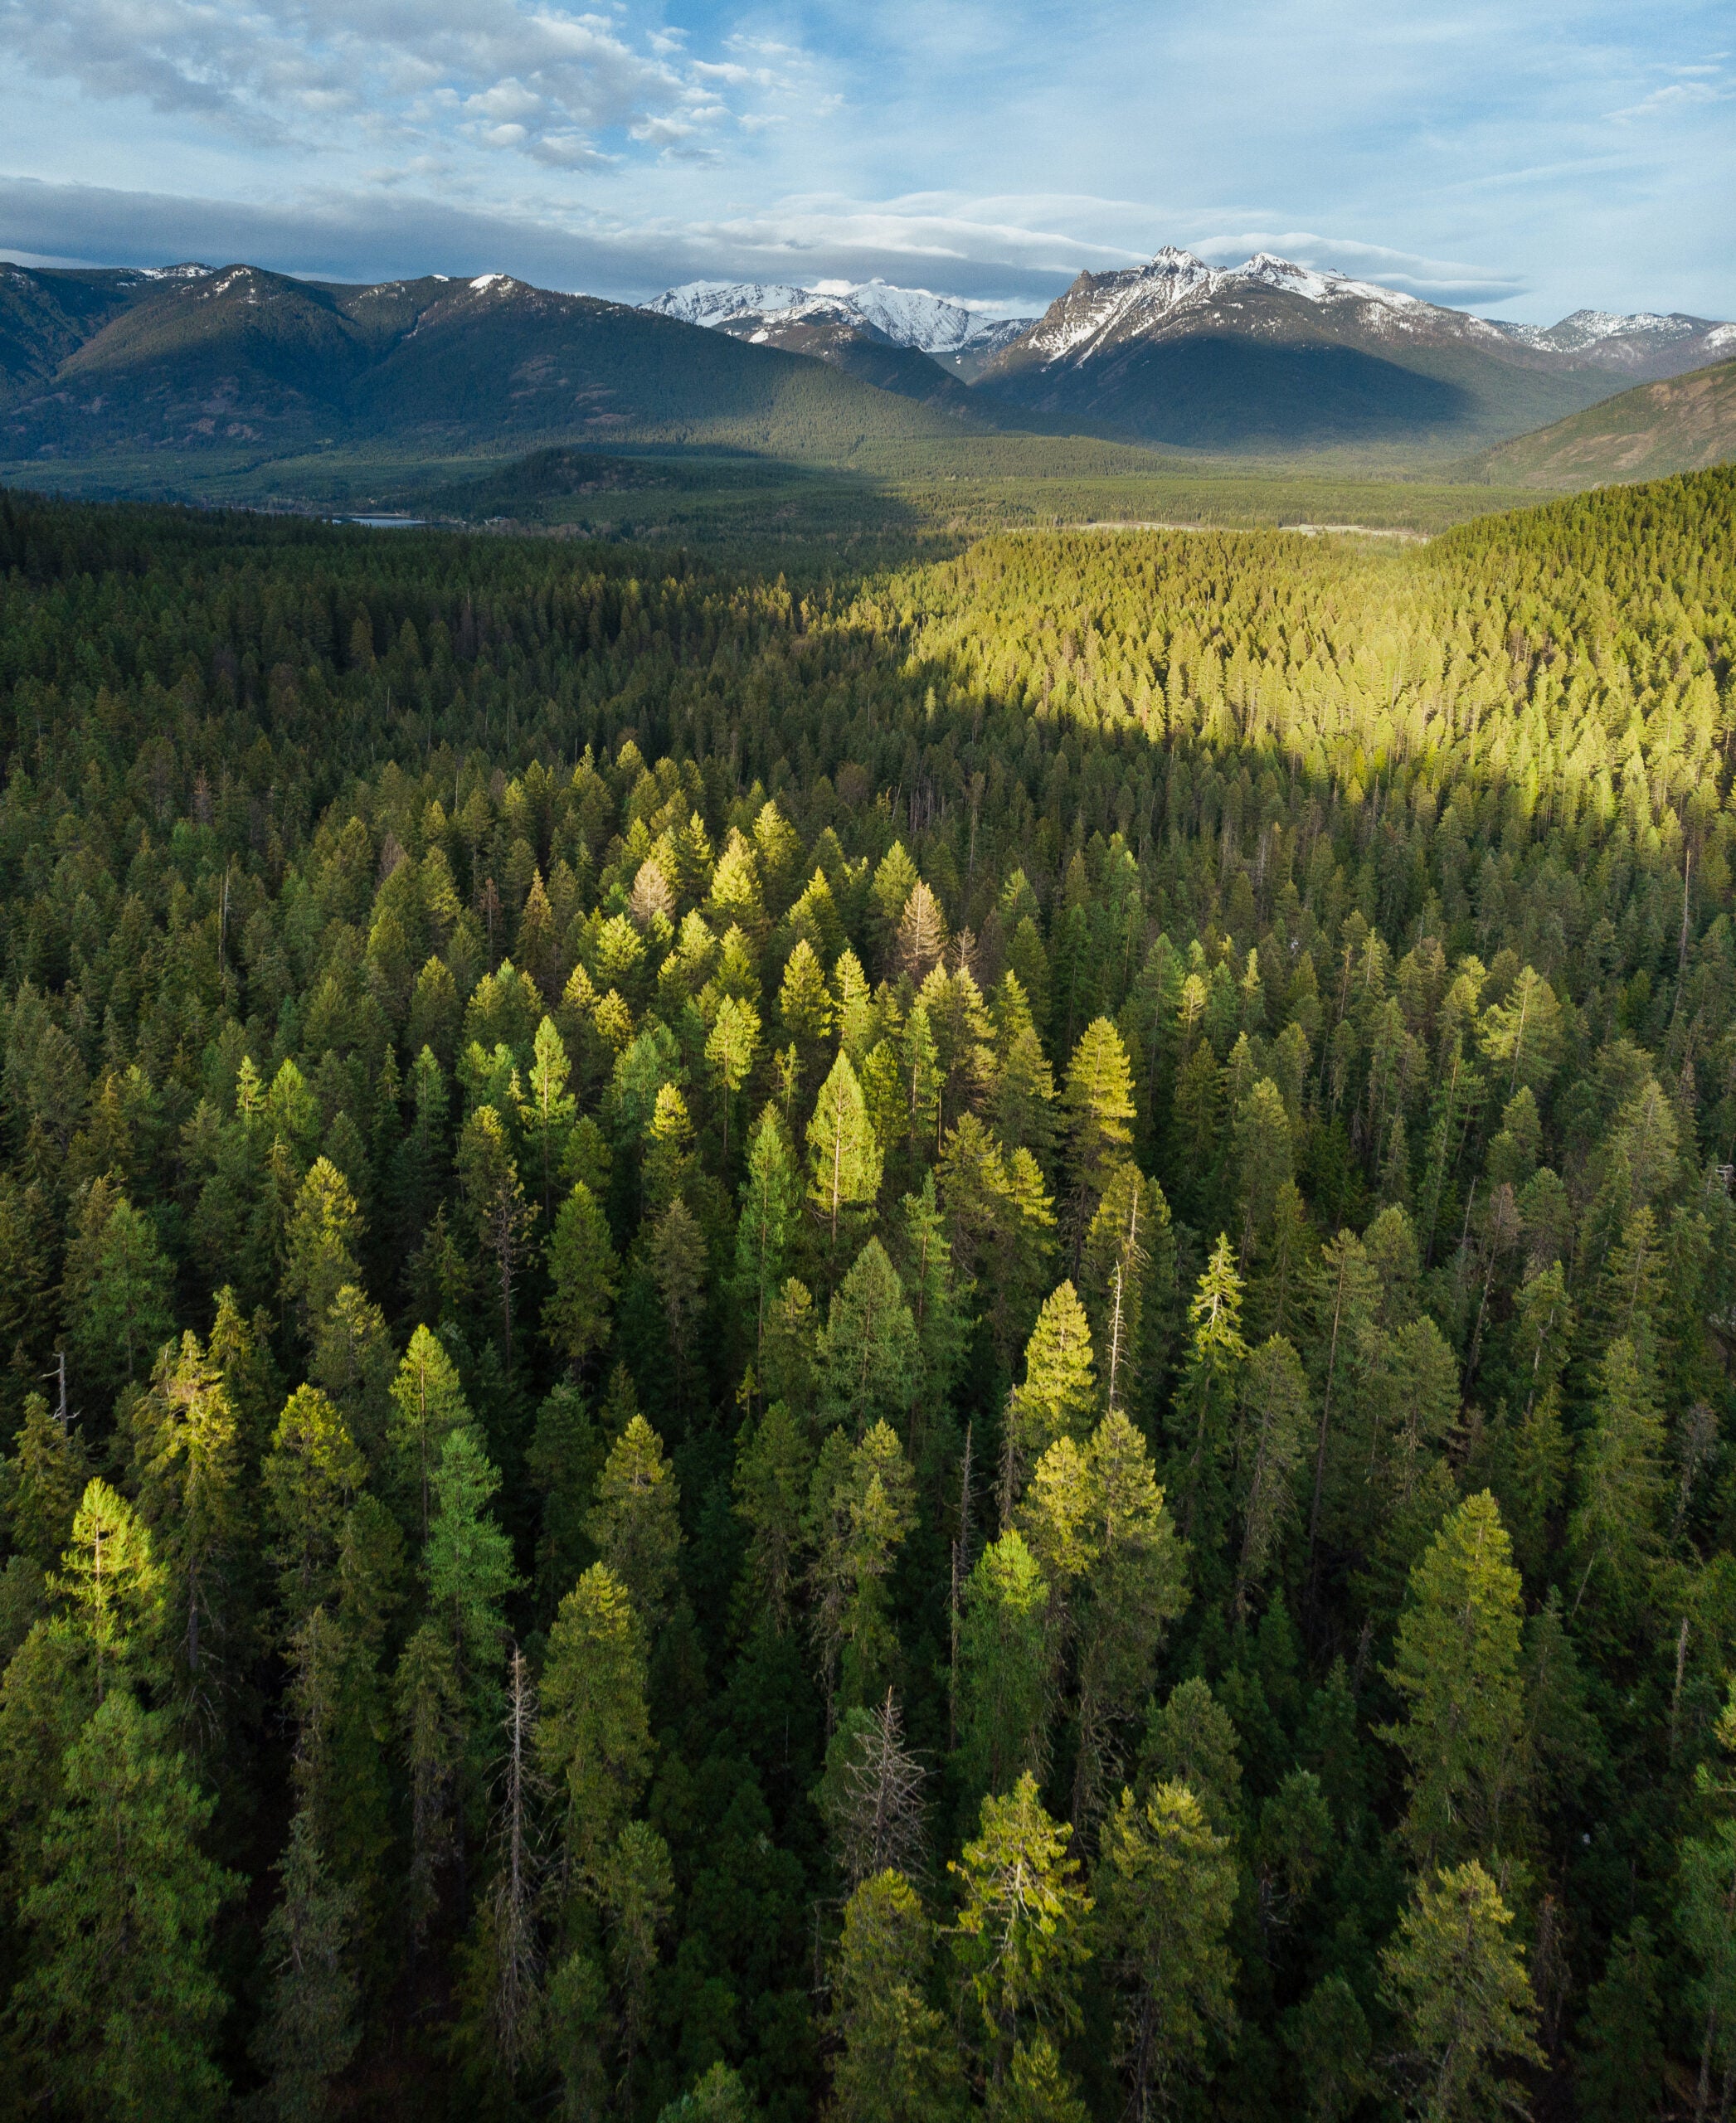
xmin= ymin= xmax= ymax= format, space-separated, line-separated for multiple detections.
xmin=0 ymin=261 xmax=982 ymax=464
xmin=0 ymin=471 xmax=1734 ymax=2120
xmin=1471 ymin=354 xmax=1736 ymax=489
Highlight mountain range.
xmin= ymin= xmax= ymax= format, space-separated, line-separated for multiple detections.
xmin=2 ymin=246 xmax=1733 ymax=481
xmin=0 ymin=260 xmax=981 ymax=465
xmin=647 ymin=279 xmax=1033 ymax=387
xmin=966 ymin=247 xmax=1736 ymax=449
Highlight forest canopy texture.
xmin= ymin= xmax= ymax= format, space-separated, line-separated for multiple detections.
xmin=1 ymin=469 xmax=1735 ymax=2121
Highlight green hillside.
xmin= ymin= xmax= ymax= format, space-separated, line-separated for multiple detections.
xmin=1470 ymin=352 xmax=1736 ymax=487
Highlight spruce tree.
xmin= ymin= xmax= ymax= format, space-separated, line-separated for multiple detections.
xmin=1005 ymin=1282 xmax=1097 ymax=1512
xmin=250 ymin=1811 xmax=362 ymax=2123
xmin=956 ymin=1531 xmax=1050 ymax=1805
xmin=518 ymin=1015 xmax=577 ymax=1222
xmin=1231 ymin=1334 xmax=1310 ymax=1620
xmin=129 ymin=1330 xmax=242 ymax=1728
xmin=816 ymin=1236 xmax=921 ymax=1437
xmin=732 ymin=1401 xmax=813 ymax=1636
xmin=1567 ymin=1335 xmax=1666 ymax=1647
xmin=951 ymin=1772 xmax=1092 ymax=2087
xmin=1169 ymin=1235 xmax=1250 ymax=1550
xmin=1573 ymin=1920 xmax=1664 ymax=2123
xmin=264 ymin=1387 xmax=366 ymax=1630
xmin=736 ymin=1104 xmax=803 ymax=1358
xmin=283 ymin=1156 xmax=364 ymax=1333
xmin=705 ymin=993 xmax=761 ymax=1168
xmin=1059 ymin=1018 xmax=1136 ymax=1246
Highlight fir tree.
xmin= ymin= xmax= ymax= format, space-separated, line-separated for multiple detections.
xmin=544 ymin=1180 xmax=621 ymax=1378
xmin=1004 ymin=1283 xmax=1097 ymax=1515
xmin=956 ymin=1531 xmax=1050 ymax=1805
xmin=387 ymin=1323 xmax=473 ymax=1541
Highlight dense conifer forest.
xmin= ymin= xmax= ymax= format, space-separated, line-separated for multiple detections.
xmin=1 ymin=468 xmax=1734 ymax=2121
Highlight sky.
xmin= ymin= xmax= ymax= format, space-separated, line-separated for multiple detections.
xmin=1 ymin=0 xmax=1732 ymax=323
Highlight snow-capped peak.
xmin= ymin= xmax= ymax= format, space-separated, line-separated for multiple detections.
xmin=649 ymin=281 xmax=813 ymax=328
xmin=1233 ymin=255 xmax=1422 ymax=312
xmin=646 ymin=277 xmax=1029 ymax=354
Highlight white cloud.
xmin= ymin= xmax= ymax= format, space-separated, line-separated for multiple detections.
xmin=1609 ymin=78 xmax=1724 ymax=120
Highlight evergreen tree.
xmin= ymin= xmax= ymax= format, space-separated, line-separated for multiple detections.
xmin=457 ymin=1105 xmax=538 ymax=1372
xmin=816 ymin=1236 xmax=922 ymax=1436
xmin=1068 ymin=1413 xmax=1187 ymax=1825
xmin=1094 ymin=1781 xmax=1238 ymax=2123
xmin=518 ymin=1014 xmax=577 ymax=1222
xmin=706 ymin=993 xmax=761 ymax=1168
xmin=3 ymin=1392 xmax=86 ymax=1573
xmin=956 ymin=1531 xmax=1050 ymax=1805
xmin=1004 ymin=1283 xmax=1097 ymax=1513
xmin=283 ymin=1156 xmax=364 ymax=1334
xmin=951 ymin=1772 xmax=1092 ymax=2087
xmin=7 ymin=1688 xmax=237 ymax=2121
xmin=809 ymin=1050 xmax=884 ymax=1249
xmin=586 ymin=1413 xmax=683 ymax=1634
xmin=264 ymin=1387 xmax=366 ymax=1630
xmin=736 ymin=1104 xmax=803 ymax=1357
xmin=732 ymin=1401 xmax=813 ymax=1635
xmin=1059 ymin=1019 xmax=1136 ymax=1247
xmin=54 ymin=1477 xmax=163 ymax=1703
xmin=1567 ymin=1335 xmax=1666 ymax=1647
xmin=309 ymin=1285 xmax=396 ymax=1470
xmin=827 ymin=1870 xmax=965 ymax=2123
xmin=1380 ymin=1493 xmax=1526 ymax=1873
xmin=1231 ymin=1334 xmax=1311 ymax=1620
xmin=129 ymin=1329 xmax=242 ymax=1736
xmin=387 ymin=1323 xmax=474 ymax=1540
xmin=545 ymin=1180 xmax=620 ymax=1380
xmin=249 ymin=1811 xmax=362 ymax=2123
xmin=1381 ymin=1859 xmax=1543 ymax=2121
xmin=1169 ymin=1234 xmax=1250 ymax=1550
xmin=537 ymin=1563 xmax=652 ymax=1887
xmin=427 ymin=1426 xmax=519 ymax=1726
xmin=61 ymin=1180 xmax=174 ymax=1401
xmin=1573 ymin=1919 xmax=1664 ymax=2123
xmin=807 ymin=1420 xmax=917 ymax=1714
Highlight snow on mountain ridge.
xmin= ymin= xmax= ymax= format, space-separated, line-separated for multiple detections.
xmin=645 ymin=278 xmax=1028 ymax=353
